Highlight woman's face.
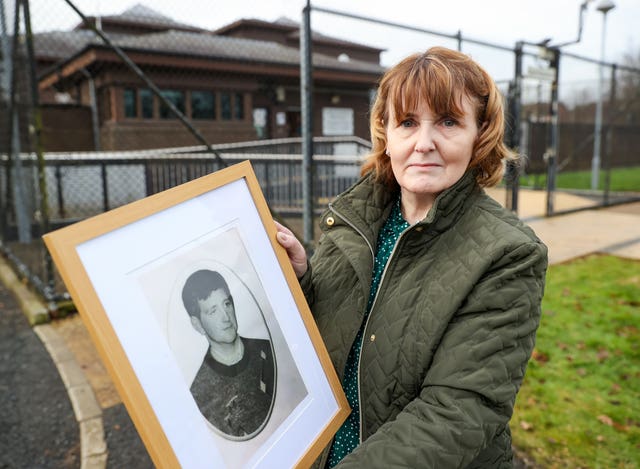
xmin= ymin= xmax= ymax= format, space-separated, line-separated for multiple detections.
xmin=385 ymin=95 xmax=479 ymax=206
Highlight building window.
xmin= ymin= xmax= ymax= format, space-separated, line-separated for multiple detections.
xmin=124 ymin=88 xmax=137 ymax=118
xmin=220 ymin=92 xmax=232 ymax=120
xmin=159 ymin=89 xmax=185 ymax=119
xmin=191 ymin=90 xmax=215 ymax=119
xmin=253 ymin=108 xmax=268 ymax=139
xmin=140 ymin=88 xmax=153 ymax=118
xmin=234 ymin=93 xmax=244 ymax=120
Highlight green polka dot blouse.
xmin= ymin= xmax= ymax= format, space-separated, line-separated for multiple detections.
xmin=327 ymin=196 xmax=409 ymax=467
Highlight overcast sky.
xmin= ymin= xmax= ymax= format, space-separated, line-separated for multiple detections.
xmin=28 ymin=0 xmax=639 ymax=59
xmin=25 ymin=0 xmax=640 ymax=99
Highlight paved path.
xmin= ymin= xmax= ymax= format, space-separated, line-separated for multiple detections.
xmin=0 ymin=276 xmax=80 ymax=468
xmin=0 ymin=257 xmax=153 ymax=469
xmin=1 ymin=194 xmax=639 ymax=468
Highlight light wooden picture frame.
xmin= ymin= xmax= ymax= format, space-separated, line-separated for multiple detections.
xmin=43 ymin=160 xmax=349 ymax=468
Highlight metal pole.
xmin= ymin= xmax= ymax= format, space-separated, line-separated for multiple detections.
xmin=505 ymin=41 xmax=523 ymax=213
xmin=0 ymin=0 xmax=10 ymax=238
xmin=300 ymin=0 xmax=314 ymax=246
xmin=603 ymin=64 xmax=617 ymax=205
xmin=591 ymin=9 xmax=611 ymax=190
xmin=0 ymin=0 xmax=10 ymax=95
xmin=7 ymin=0 xmax=30 ymax=242
xmin=23 ymin=0 xmax=48 ymax=230
xmin=101 ymin=162 xmax=109 ymax=211
xmin=3 ymin=0 xmax=17 ymax=238
xmin=10 ymin=108 xmax=31 ymax=242
xmin=24 ymin=0 xmax=58 ymax=296
xmin=546 ymin=48 xmax=560 ymax=216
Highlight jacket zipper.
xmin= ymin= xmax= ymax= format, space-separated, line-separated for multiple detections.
xmin=355 ymin=225 xmax=411 ymax=442
xmin=330 ymin=202 xmax=412 ymax=444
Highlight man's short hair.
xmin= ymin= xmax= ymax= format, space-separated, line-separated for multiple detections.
xmin=182 ymin=269 xmax=231 ymax=318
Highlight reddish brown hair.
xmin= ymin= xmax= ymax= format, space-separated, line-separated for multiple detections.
xmin=361 ymin=46 xmax=515 ymax=188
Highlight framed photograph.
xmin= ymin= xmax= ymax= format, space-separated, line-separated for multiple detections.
xmin=43 ymin=161 xmax=349 ymax=468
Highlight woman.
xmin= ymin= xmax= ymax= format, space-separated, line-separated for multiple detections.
xmin=276 ymin=46 xmax=547 ymax=468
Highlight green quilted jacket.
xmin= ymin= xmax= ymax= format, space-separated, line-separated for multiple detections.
xmin=300 ymin=170 xmax=548 ymax=468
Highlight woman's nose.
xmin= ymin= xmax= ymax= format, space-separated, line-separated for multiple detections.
xmin=414 ymin=124 xmax=436 ymax=153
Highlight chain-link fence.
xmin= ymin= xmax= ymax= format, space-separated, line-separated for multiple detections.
xmin=2 ymin=0 xmax=385 ymax=304
xmin=305 ymin=6 xmax=640 ymax=219
xmin=1 ymin=0 xmax=640 ymax=309
xmin=515 ymin=47 xmax=640 ymax=215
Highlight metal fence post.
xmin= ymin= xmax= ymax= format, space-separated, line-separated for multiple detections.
xmin=506 ymin=41 xmax=523 ymax=213
xmin=55 ymin=164 xmax=65 ymax=218
xmin=0 ymin=0 xmax=9 ymax=238
xmin=300 ymin=0 xmax=314 ymax=246
xmin=101 ymin=162 xmax=109 ymax=212
xmin=603 ymin=63 xmax=617 ymax=205
xmin=545 ymin=48 xmax=560 ymax=217
xmin=23 ymin=0 xmax=57 ymax=294
xmin=7 ymin=0 xmax=30 ymax=243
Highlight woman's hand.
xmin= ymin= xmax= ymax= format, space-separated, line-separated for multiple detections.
xmin=274 ymin=221 xmax=308 ymax=279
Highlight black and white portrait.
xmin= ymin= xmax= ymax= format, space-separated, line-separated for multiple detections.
xmin=54 ymin=168 xmax=350 ymax=468
xmin=181 ymin=268 xmax=275 ymax=439
xmin=137 ymin=225 xmax=308 ymax=467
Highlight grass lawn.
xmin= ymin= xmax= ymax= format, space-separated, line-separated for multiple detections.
xmin=512 ymin=254 xmax=640 ymax=468
xmin=519 ymin=166 xmax=640 ymax=192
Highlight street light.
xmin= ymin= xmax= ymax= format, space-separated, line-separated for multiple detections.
xmin=591 ymin=0 xmax=615 ymax=190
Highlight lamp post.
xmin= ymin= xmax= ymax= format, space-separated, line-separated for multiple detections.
xmin=591 ymin=0 xmax=615 ymax=190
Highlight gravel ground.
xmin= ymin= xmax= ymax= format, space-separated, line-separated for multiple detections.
xmin=104 ymin=404 xmax=153 ymax=469
xmin=0 ymin=283 xmax=80 ymax=469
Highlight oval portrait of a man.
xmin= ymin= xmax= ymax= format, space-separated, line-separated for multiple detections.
xmin=179 ymin=267 xmax=276 ymax=440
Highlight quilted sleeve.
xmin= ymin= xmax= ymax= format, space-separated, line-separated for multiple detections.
xmin=299 ymin=232 xmax=333 ymax=309
xmin=336 ymin=240 xmax=548 ymax=468
xmin=298 ymin=260 xmax=314 ymax=306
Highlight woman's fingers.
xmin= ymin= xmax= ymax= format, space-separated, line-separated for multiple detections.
xmin=274 ymin=221 xmax=308 ymax=278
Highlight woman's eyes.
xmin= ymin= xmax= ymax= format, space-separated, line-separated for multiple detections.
xmin=397 ymin=117 xmax=458 ymax=128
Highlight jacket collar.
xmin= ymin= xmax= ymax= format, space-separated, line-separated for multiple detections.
xmin=421 ymin=169 xmax=481 ymax=232
xmin=329 ymin=169 xmax=480 ymax=241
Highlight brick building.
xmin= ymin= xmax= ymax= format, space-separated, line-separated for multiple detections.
xmin=35 ymin=4 xmax=385 ymax=151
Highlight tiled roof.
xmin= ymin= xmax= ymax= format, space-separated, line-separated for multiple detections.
xmin=112 ymin=30 xmax=385 ymax=73
xmin=82 ymin=3 xmax=202 ymax=32
xmin=34 ymin=30 xmax=100 ymax=60
xmin=214 ymin=16 xmax=384 ymax=53
xmin=36 ymin=29 xmax=385 ymax=75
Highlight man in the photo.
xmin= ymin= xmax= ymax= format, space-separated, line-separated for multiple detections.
xmin=182 ymin=269 xmax=275 ymax=438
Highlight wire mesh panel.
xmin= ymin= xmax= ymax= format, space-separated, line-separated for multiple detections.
xmin=308 ymin=7 xmax=640 ymax=220
xmin=1 ymin=0 xmax=639 ymax=302
xmin=1 ymin=0 xmax=385 ymax=300
xmin=515 ymin=50 xmax=640 ymax=215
